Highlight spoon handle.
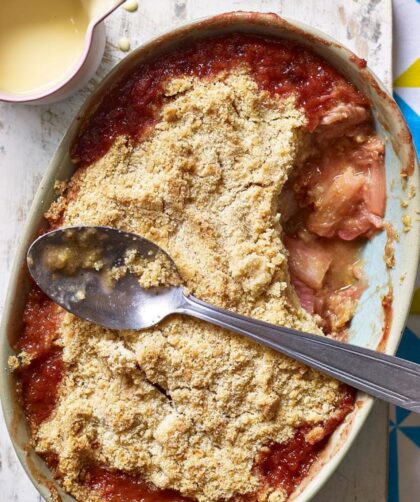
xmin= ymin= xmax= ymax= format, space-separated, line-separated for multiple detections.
xmin=176 ymin=294 xmax=420 ymax=413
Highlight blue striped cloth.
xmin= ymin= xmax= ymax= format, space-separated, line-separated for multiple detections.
xmin=390 ymin=2 xmax=420 ymax=500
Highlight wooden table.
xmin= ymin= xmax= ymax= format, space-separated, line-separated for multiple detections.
xmin=0 ymin=1 xmax=391 ymax=500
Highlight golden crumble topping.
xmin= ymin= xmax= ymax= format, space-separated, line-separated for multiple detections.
xmin=33 ymin=71 xmax=348 ymax=502
xmin=110 ymin=247 xmax=181 ymax=289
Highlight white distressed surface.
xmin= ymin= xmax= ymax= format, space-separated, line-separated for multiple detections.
xmin=0 ymin=1 xmax=392 ymax=501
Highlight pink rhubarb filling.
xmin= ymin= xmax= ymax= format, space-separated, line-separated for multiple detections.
xmin=281 ymin=105 xmax=386 ymax=333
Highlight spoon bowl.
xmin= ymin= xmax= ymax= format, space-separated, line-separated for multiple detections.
xmin=27 ymin=226 xmax=184 ymax=330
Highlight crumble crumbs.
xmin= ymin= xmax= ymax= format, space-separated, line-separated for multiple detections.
xmin=402 ymin=214 xmax=412 ymax=232
xmin=109 ymin=248 xmax=181 ymax=289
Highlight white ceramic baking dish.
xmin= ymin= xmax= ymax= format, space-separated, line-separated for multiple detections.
xmin=1 ymin=11 xmax=419 ymax=502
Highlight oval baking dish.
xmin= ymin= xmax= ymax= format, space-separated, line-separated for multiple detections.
xmin=1 ymin=11 xmax=419 ymax=502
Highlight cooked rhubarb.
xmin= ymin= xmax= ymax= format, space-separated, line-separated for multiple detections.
xmin=280 ymin=116 xmax=385 ymax=333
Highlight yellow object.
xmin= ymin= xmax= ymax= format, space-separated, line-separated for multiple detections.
xmin=123 ymin=0 xmax=138 ymax=12
xmin=394 ymin=58 xmax=420 ymax=88
xmin=118 ymin=36 xmax=131 ymax=52
xmin=0 ymin=0 xmax=89 ymax=95
xmin=411 ymin=288 xmax=420 ymax=315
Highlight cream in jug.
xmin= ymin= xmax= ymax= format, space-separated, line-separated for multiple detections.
xmin=0 ymin=0 xmax=89 ymax=95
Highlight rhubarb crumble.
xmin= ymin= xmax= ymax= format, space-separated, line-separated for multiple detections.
xmin=11 ymin=34 xmax=386 ymax=502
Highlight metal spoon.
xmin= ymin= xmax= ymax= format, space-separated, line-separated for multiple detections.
xmin=27 ymin=226 xmax=420 ymax=413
